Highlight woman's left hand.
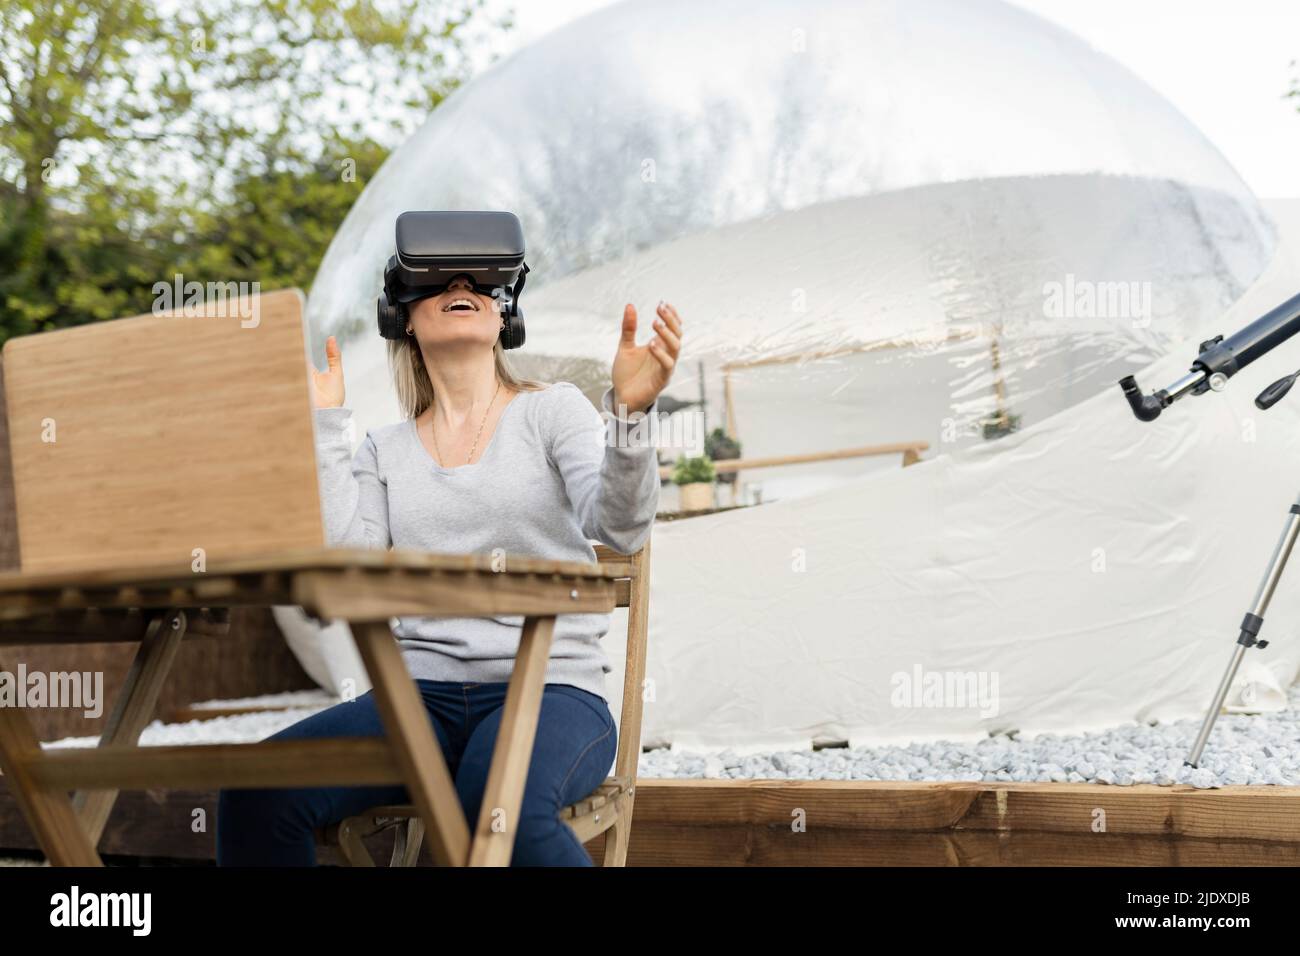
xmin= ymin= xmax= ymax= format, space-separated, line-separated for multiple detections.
xmin=611 ymin=301 xmax=683 ymax=415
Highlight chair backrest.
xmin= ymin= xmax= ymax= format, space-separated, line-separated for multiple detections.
xmin=0 ymin=289 xmax=325 ymax=574
xmin=593 ymin=540 xmax=651 ymax=780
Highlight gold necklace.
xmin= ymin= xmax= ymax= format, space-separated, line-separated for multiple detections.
xmin=430 ymin=380 xmax=502 ymax=467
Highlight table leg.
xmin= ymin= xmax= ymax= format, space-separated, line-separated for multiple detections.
xmin=0 ymin=658 xmax=103 ymax=866
xmin=349 ymin=620 xmax=469 ymax=866
xmin=467 ymin=614 xmax=556 ymax=867
xmin=73 ymin=608 xmax=187 ymax=844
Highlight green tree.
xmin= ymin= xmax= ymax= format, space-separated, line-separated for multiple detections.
xmin=0 ymin=0 xmax=503 ymax=343
xmin=175 ymin=135 xmax=391 ymax=295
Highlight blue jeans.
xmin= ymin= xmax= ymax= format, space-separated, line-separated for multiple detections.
xmin=216 ymin=680 xmax=617 ymax=866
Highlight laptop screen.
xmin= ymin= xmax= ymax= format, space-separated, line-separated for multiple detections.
xmin=0 ymin=289 xmax=325 ymax=574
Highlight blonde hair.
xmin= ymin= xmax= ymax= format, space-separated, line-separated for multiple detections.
xmin=387 ymin=333 xmax=548 ymax=419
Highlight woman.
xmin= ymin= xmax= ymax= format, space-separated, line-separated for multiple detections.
xmin=217 ymin=273 xmax=682 ymax=866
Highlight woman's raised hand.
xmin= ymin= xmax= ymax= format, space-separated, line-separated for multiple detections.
xmin=611 ymin=301 xmax=682 ymax=415
xmin=310 ymin=335 xmax=346 ymax=409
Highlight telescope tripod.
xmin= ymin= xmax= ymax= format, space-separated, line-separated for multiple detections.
xmin=1118 ymin=292 xmax=1300 ymax=766
xmin=1186 ymin=493 xmax=1300 ymax=767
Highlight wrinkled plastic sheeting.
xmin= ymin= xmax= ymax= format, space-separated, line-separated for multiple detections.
xmin=313 ymin=174 xmax=1275 ymax=486
xmin=305 ymin=0 xmax=1275 ymax=453
xmin=520 ymin=175 xmax=1273 ymax=465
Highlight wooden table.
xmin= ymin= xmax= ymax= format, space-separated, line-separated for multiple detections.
xmin=0 ymin=547 xmax=626 ymax=867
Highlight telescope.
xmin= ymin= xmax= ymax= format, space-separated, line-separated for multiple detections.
xmin=1116 ymin=290 xmax=1300 ymax=770
xmin=1120 ymin=290 xmax=1300 ymax=420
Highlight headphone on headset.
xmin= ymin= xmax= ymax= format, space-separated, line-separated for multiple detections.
xmin=376 ymin=259 xmax=528 ymax=349
xmin=376 ymin=211 xmax=529 ymax=350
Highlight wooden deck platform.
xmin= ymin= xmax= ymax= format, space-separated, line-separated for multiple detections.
xmin=622 ymin=779 xmax=1300 ymax=865
xmin=3 ymin=777 xmax=1297 ymax=865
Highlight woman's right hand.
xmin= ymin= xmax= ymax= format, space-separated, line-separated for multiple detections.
xmin=310 ymin=335 xmax=346 ymax=409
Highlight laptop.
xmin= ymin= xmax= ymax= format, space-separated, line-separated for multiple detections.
xmin=1 ymin=288 xmax=326 ymax=575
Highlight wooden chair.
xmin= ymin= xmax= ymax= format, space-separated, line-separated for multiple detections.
xmin=319 ymin=539 xmax=652 ymax=867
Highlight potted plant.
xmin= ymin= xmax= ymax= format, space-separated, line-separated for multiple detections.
xmin=704 ymin=427 xmax=741 ymax=485
xmin=980 ymin=410 xmax=1021 ymax=440
xmin=671 ymin=454 xmax=717 ymax=511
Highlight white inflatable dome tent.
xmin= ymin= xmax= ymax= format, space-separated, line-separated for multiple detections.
xmin=284 ymin=0 xmax=1300 ymax=751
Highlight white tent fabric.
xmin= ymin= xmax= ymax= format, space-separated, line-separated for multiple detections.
xmin=629 ymin=214 xmax=1300 ymax=752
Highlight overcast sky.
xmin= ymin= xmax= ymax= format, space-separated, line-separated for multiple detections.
xmin=480 ymin=0 xmax=1300 ymax=199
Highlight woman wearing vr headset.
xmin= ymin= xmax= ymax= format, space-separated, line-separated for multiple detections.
xmin=217 ymin=224 xmax=682 ymax=867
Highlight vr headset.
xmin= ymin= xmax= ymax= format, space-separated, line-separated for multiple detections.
xmin=377 ymin=210 xmax=529 ymax=349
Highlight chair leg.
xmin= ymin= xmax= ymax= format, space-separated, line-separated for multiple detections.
xmin=601 ymin=791 xmax=634 ymax=867
xmin=391 ymin=818 xmax=425 ymax=867
xmin=335 ymin=817 xmax=376 ymax=867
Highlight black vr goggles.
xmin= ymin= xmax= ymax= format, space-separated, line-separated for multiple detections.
xmin=377 ymin=210 xmax=529 ymax=349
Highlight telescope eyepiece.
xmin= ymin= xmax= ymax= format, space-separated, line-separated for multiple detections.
xmin=1119 ymin=375 xmax=1166 ymax=422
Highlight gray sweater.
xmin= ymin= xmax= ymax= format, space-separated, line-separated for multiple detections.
xmin=312 ymin=382 xmax=660 ymax=701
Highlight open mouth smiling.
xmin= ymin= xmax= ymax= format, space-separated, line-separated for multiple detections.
xmin=442 ymin=297 xmax=479 ymax=313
